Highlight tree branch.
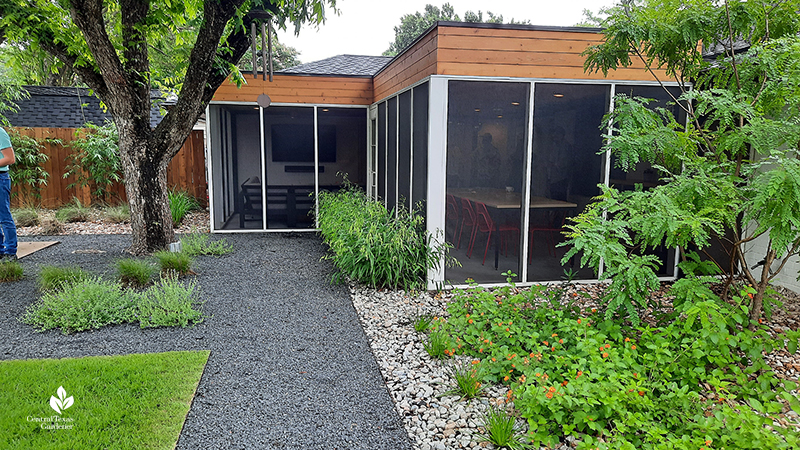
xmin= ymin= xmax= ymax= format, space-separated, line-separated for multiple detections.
xmin=723 ymin=0 xmax=742 ymax=91
xmin=119 ymin=0 xmax=152 ymax=132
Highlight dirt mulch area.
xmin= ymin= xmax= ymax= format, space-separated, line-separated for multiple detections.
xmin=17 ymin=210 xmax=210 ymax=236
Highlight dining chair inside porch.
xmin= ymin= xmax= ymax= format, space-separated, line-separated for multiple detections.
xmin=446 ymin=194 xmax=459 ymax=244
xmin=529 ymin=209 xmax=568 ymax=262
xmin=472 ymin=202 xmax=520 ymax=265
xmin=456 ymin=197 xmax=477 ymax=251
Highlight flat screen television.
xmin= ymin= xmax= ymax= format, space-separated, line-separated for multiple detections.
xmin=271 ymin=124 xmax=336 ymax=163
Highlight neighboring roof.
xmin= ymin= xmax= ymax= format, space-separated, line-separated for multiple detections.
xmin=277 ymin=54 xmax=392 ymax=77
xmin=6 ymin=86 xmax=168 ymax=129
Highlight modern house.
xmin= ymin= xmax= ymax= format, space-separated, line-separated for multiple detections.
xmin=207 ymin=21 xmax=687 ymax=288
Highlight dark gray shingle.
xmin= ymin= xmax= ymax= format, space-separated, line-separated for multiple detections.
xmin=278 ymin=54 xmax=392 ymax=77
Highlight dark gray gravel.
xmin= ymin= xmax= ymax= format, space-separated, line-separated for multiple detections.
xmin=1 ymin=233 xmax=412 ymax=450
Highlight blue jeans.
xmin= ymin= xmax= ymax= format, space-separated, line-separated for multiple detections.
xmin=0 ymin=171 xmax=17 ymax=256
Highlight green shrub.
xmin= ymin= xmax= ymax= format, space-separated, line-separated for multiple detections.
xmin=7 ymin=129 xmax=50 ymax=201
xmin=316 ymin=183 xmax=450 ymax=290
xmin=0 ymin=260 xmax=23 ymax=282
xmin=55 ymin=198 xmax=92 ymax=223
xmin=102 ymin=203 xmax=130 ymax=223
xmin=432 ymin=279 xmax=800 ymax=449
xmin=136 ymin=276 xmax=204 ymax=328
xmin=168 ymin=189 xmax=200 ymax=227
xmin=116 ymin=258 xmax=157 ymax=287
xmin=154 ymin=250 xmax=193 ymax=276
xmin=65 ymin=121 xmax=122 ymax=203
xmin=12 ymin=207 xmax=39 ymax=227
xmin=38 ymin=265 xmax=91 ymax=291
xmin=21 ymin=277 xmax=137 ymax=334
xmin=181 ymin=231 xmax=233 ymax=256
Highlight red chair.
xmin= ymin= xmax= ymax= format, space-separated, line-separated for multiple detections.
xmin=446 ymin=194 xmax=459 ymax=243
xmin=529 ymin=210 xmax=568 ymax=262
xmin=456 ymin=198 xmax=477 ymax=252
xmin=472 ymin=202 xmax=520 ymax=265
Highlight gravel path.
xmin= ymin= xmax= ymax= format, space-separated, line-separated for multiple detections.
xmin=2 ymin=233 xmax=412 ymax=450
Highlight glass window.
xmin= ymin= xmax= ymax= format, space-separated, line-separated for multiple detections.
xmin=387 ymin=96 xmax=398 ymax=213
xmin=398 ymin=91 xmax=412 ymax=212
xmin=263 ymin=106 xmax=316 ymax=229
xmin=378 ymin=101 xmax=387 ymax=203
xmin=445 ymin=81 xmax=530 ymax=284
xmin=210 ymin=105 xmax=263 ymax=230
xmin=412 ymin=83 xmax=429 ymax=213
xmin=610 ymin=85 xmax=685 ymax=276
xmin=527 ymin=83 xmax=610 ymax=282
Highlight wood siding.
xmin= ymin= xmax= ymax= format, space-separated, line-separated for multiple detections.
xmin=10 ymin=127 xmax=206 ymax=208
xmin=373 ymin=28 xmax=440 ymax=102
xmin=213 ymin=74 xmax=374 ymax=105
xmin=435 ymin=25 xmax=672 ymax=81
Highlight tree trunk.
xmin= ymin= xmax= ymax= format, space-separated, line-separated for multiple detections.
xmin=119 ymin=134 xmax=174 ymax=255
xmin=748 ymin=248 xmax=776 ymax=329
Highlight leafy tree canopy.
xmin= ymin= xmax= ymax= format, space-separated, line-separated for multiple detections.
xmin=566 ymin=0 xmax=800 ymax=325
xmin=0 ymin=0 xmax=335 ymax=253
xmin=383 ymin=3 xmax=530 ymax=56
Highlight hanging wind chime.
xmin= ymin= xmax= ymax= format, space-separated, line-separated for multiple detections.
xmin=249 ymin=7 xmax=274 ymax=108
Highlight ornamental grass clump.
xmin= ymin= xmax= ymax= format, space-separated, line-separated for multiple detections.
xmin=181 ymin=231 xmax=233 ymax=256
xmin=0 ymin=260 xmax=23 ymax=282
xmin=479 ymin=406 xmax=525 ymax=450
xmin=12 ymin=208 xmax=39 ymax=227
xmin=38 ymin=265 xmax=91 ymax=291
xmin=316 ymin=183 xmax=449 ymax=290
xmin=444 ymin=360 xmax=485 ymax=399
xmin=116 ymin=258 xmax=158 ymax=287
xmin=154 ymin=250 xmax=193 ymax=277
xmin=168 ymin=189 xmax=200 ymax=227
xmin=55 ymin=198 xmax=92 ymax=223
xmin=21 ymin=277 xmax=137 ymax=334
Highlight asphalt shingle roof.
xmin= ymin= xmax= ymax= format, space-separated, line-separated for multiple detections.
xmin=6 ymin=86 xmax=168 ymax=129
xmin=278 ymin=54 xmax=392 ymax=77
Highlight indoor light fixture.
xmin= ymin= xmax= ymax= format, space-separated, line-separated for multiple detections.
xmin=511 ymin=102 xmax=520 ymax=106
xmin=474 ymin=108 xmax=481 ymax=112
xmin=553 ymin=93 xmax=564 ymax=98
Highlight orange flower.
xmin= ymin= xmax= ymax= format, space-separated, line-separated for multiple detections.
xmin=572 ymin=292 xmax=578 ymax=297
xmin=604 ymin=344 xmax=611 ymax=349
xmin=558 ymin=339 xmax=563 ymax=344
xmin=638 ymin=391 xmax=645 ymax=396
xmin=504 ymin=375 xmax=510 ymax=381
xmin=492 ymin=357 xmax=496 ymax=362
xmin=468 ymin=319 xmax=473 ymax=324
xmin=631 ymin=345 xmax=636 ymax=350
xmin=552 ymin=333 xmax=558 ymax=337
xmin=633 ymin=373 xmax=638 ymax=377
xmin=748 ymin=293 xmax=754 ymax=299
xmin=591 ymin=308 xmax=597 ymax=313
xmin=561 ymin=380 xmax=568 ymax=386
xmin=548 ymin=386 xmax=556 ymax=393
xmin=506 ymin=327 xmax=510 ymax=332
xmin=479 ymin=348 xmax=484 ymax=353
xmin=625 ymin=337 xmax=630 ymax=342
xmin=602 ymin=352 xmax=609 ymax=358
xmin=577 ymin=371 xmax=583 ymax=377
xmin=546 ymin=392 xmax=553 ymax=399
xmin=507 ymin=390 xmax=513 ymax=399
xmin=551 ymin=347 xmax=556 ymax=352
xmin=472 ymin=360 xmax=480 ymax=365
xmin=705 ymin=440 xmax=712 ymax=446
xmin=543 ymin=341 xmax=549 ymax=346
xmin=466 ymin=314 xmax=470 ymax=318
xmin=508 ymin=321 xmax=513 ymax=325
xmin=535 ymin=372 xmax=541 ymax=377
xmin=577 ymin=319 xmax=582 ymax=324
xmin=529 ymin=352 xmax=535 ymax=358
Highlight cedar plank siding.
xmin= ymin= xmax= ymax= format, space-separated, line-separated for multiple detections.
xmin=435 ymin=25 xmax=671 ymax=81
xmin=10 ymin=128 xmax=206 ymax=208
xmin=213 ymin=74 xmax=373 ymax=105
xmin=373 ymin=28 xmax=439 ymax=102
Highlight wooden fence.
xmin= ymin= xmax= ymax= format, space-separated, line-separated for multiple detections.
xmin=9 ymin=127 xmax=207 ymax=208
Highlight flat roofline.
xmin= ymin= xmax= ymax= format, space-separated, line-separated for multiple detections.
xmin=375 ymin=21 xmax=604 ymax=77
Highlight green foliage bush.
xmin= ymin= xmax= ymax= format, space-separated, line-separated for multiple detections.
xmin=12 ymin=207 xmax=39 ymax=227
xmin=137 ymin=276 xmax=204 ymax=328
xmin=65 ymin=121 xmax=122 ymax=203
xmin=0 ymin=260 xmax=23 ymax=282
xmin=180 ymin=231 xmax=232 ymax=256
xmin=55 ymin=198 xmax=92 ymax=223
xmin=38 ymin=265 xmax=91 ymax=291
xmin=168 ymin=188 xmax=200 ymax=227
xmin=116 ymin=258 xmax=157 ymax=287
xmin=316 ymin=184 xmax=449 ymax=290
xmin=433 ymin=278 xmax=800 ymax=449
xmin=154 ymin=250 xmax=193 ymax=276
xmin=7 ymin=129 xmax=50 ymax=201
xmin=21 ymin=277 xmax=137 ymax=334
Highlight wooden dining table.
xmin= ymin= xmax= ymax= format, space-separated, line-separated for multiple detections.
xmin=448 ymin=188 xmax=578 ymax=269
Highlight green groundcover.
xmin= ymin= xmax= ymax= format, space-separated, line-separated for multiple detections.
xmin=0 ymin=350 xmax=210 ymax=450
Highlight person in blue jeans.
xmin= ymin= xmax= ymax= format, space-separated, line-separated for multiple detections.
xmin=0 ymin=127 xmax=17 ymax=262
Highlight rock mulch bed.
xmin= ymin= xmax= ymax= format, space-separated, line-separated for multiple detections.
xmin=350 ymin=281 xmax=800 ymax=450
xmin=17 ymin=210 xmax=210 ymax=236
